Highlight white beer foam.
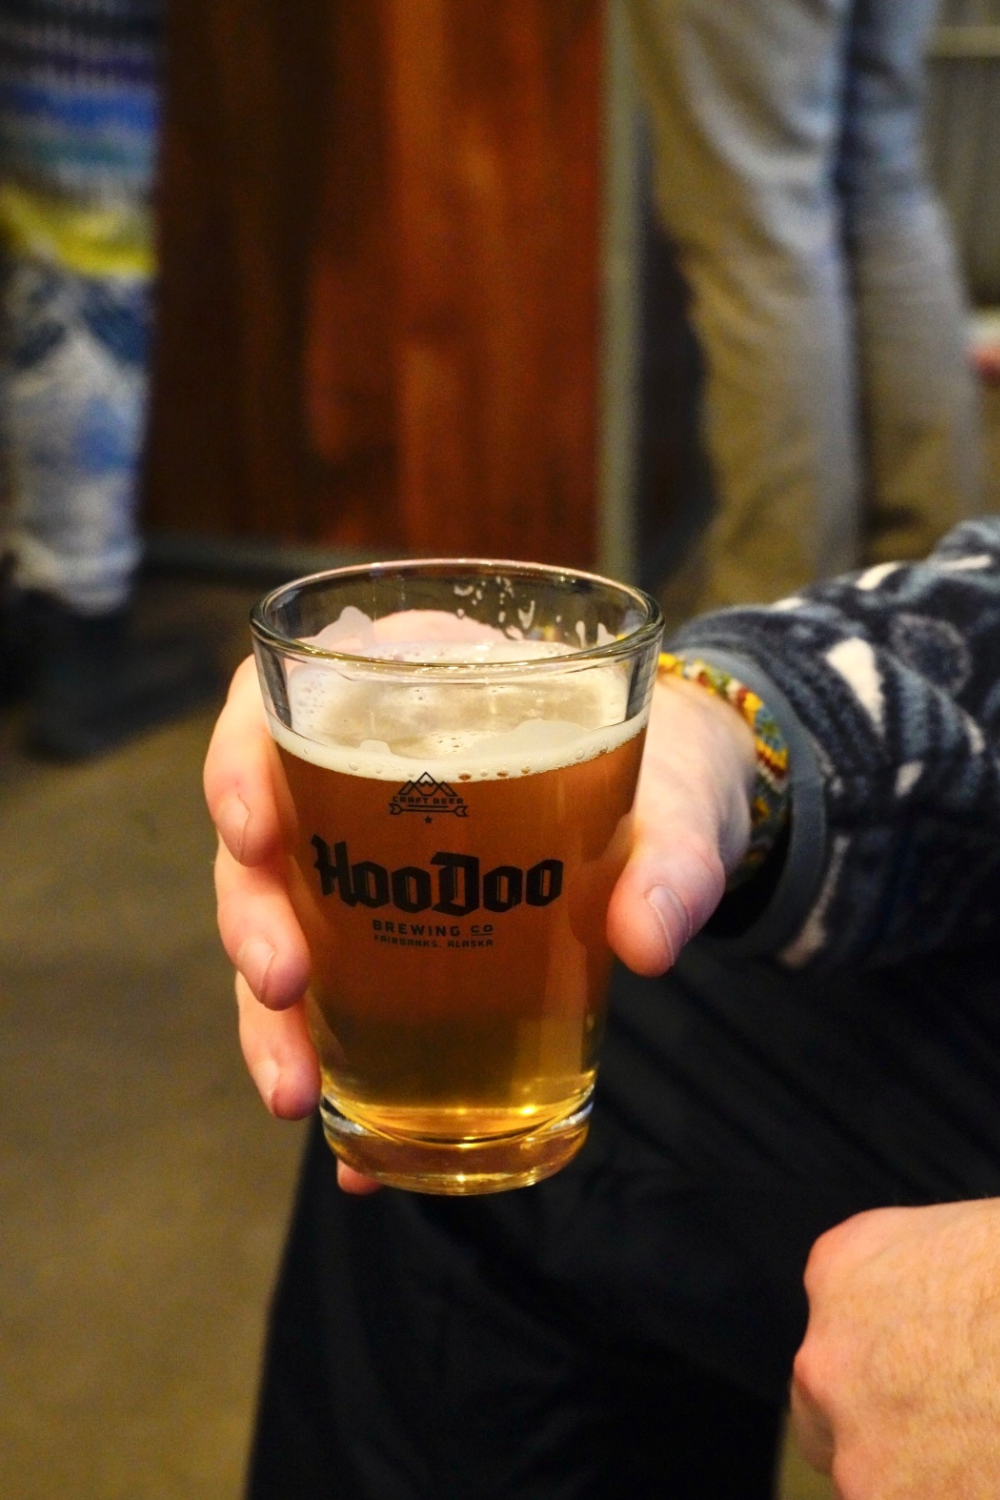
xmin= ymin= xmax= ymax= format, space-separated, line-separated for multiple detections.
xmin=269 ymin=616 xmax=645 ymax=782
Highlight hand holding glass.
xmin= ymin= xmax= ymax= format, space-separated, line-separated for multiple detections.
xmin=251 ymin=560 xmax=662 ymax=1193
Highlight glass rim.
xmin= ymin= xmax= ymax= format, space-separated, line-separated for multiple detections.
xmin=250 ymin=556 xmax=664 ymax=675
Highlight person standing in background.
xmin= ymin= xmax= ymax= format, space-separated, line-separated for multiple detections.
xmin=629 ymin=0 xmax=983 ymax=613
xmin=0 ymin=0 xmax=212 ymax=757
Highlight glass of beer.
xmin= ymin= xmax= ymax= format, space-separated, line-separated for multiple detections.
xmin=251 ymin=560 xmax=662 ymax=1193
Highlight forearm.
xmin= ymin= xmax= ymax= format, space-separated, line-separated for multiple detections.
xmin=674 ymin=519 xmax=1000 ymax=968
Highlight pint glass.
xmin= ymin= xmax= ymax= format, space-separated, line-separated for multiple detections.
xmin=251 ymin=560 xmax=662 ymax=1193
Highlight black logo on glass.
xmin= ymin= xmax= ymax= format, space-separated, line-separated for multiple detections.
xmin=389 ymin=772 xmax=468 ymax=820
xmin=311 ymin=836 xmax=563 ymax=916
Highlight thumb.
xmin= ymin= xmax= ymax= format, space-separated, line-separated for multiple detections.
xmin=607 ymin=826 xmax=726 ymax=978
xmin=606 ymin=675 xmax=756 ymax=977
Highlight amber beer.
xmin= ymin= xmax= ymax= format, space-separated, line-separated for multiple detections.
xmin=252 ymin=561 xmax=662 ymax=1193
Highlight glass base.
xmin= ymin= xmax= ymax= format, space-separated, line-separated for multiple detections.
xmin=318 ymin=1094 xmax=592 ymax=1194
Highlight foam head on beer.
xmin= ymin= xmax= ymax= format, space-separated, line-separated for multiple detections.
xmin=271 ymin=606 xmax=640 ymax=782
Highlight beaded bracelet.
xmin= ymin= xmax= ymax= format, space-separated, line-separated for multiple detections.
xmin=657 ymin=651 xmax=790 ymax=882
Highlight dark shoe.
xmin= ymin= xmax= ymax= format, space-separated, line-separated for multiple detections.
xmin=24 ymin=595 xmax=222 ymax=759
xmin=0 ymin=563 xmax=35 ymax=706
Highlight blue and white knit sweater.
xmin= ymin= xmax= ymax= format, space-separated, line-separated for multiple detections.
xmin=673 ymin=517 xmax=1000 ymax=971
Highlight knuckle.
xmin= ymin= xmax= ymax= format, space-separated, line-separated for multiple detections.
xmin=791 ymin=1339 xmax=821 ymax=1401
xmin=804 ymin=1215 xmax=855 ymax=1287
xmin=215 ymin=887 xmax=252 ymax=953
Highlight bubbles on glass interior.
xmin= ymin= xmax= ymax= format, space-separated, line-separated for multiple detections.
xmin=303 ymin=600 xmax=622 ymax=660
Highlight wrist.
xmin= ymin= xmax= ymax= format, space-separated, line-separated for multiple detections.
xmin=656 ymin=651 xmax=790 ymax=884
xmin=649 ymin=672 xmax=756 ymax=876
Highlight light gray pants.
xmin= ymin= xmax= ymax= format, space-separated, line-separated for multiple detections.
xmin=630 ymin=0 xmax=982 ymax=610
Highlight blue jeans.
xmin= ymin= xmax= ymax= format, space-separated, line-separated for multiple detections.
xmin=630 ymin=0 xmax=982 ymax=609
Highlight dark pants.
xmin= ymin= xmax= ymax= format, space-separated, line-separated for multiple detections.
xmin=248 ymin=1119 xmax=782 ymax=1500
xmin=248 ymin=939 xmax=1000 ymax=1499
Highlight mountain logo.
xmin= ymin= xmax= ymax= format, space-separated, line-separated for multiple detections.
xmin=389 ymin=772 xmax=469 ymax=819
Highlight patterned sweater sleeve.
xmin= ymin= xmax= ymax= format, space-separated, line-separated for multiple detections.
xmin=670 ymin=518 xmax=1000 ymax=971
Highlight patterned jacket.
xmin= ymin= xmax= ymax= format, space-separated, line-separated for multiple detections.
xmin=671 ymin=518 xmax=1000 ymax=971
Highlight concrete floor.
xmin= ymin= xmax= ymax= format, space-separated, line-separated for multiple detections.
xmin=0 ymin=580 xmax=307 ymax=1500
xmin=0 ymin=573 xmax=834 ymax=1500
